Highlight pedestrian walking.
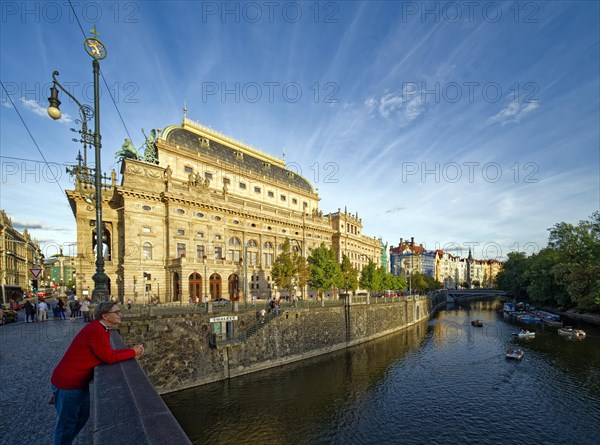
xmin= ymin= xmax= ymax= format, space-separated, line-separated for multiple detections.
xmin=38 ymin=299 xmax=49 ymax=322
xmin=57 ymin=299 xmax=66 ymax=320
xmin=127 ymin=298 xmax=132 ymax=310
xmin=50 ymin=301 xmax=144 ymax=445
xmin=24 ymin=300 xmax=35 ymax=323
xmin=80 ymin=298 xmax=90 ymax=322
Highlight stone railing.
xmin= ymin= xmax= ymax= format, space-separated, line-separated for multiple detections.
xmin=92 ymin=330 xmax=191 ymax=444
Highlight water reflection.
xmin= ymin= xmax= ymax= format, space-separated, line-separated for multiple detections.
xmin=164 ymin=321 xmax=429 ymax=444
xmin=164 ymin=306 xmax=600 ymax=445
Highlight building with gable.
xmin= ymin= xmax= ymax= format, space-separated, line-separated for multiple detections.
xmin=66 ymin=115 xmax=381 ymax=303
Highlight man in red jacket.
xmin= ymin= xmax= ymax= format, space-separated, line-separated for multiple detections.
xmin=51 ymin=301 xmax=144 ymax=445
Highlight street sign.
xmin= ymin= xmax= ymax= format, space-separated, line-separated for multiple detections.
xmin=29 ymin=268 xmax=42 ymax=278
xmin=209 ymin=316 xmax=238 ymax=323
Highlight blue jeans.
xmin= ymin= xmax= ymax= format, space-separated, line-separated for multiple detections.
xmin=52 ymin=384 xmax=90 ymax=445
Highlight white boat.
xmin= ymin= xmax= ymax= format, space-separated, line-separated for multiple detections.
xmin=506 ymin=348 xmax=524 ymax=360
xmin=512 ymin=330 xmax=535 ymax=338
xmin=558 ymin=327 xmax=586 ymax=338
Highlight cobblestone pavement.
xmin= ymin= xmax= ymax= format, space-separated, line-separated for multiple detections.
xmin=0 ymin=314 xmax=93 ymax=445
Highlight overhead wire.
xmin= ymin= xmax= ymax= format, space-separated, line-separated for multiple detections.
xmin=67 ymin=0 xmax=134 ymax=144
xmin=0 ymin=80 xmax=65 ymax=195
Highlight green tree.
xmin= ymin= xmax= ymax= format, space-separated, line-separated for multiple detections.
xmin=525 ymin=248 xmax=565 ymax=306
xmin=410 ymin=272 xmax=428 ymax=294
xmin=294 ymin=252 xmax=311 ymax=299
xmin=547 ymin=211 xmax=600 ymax=311
xmin=307 ymin=243 xmax=342 ymax=299
xmin=359 ymin=261 xmax=377 ymax=294
xmin=340 ymin=254 xmax=359 ymax=293
xmin=496 ymin=251 xmax=530 ymax=299
xmin=271 ymin=238 xmax=296 ymax=299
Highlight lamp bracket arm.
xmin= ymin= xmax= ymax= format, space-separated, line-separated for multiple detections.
xmin=52 ymin=71 xmax=94 ymax=122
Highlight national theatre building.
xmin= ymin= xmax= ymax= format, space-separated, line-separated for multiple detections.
xmin=66 ymin=115 xmax=381 ymax=303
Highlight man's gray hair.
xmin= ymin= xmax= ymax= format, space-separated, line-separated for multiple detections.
xmin=94 ymin=301 xmax=117 ymax=320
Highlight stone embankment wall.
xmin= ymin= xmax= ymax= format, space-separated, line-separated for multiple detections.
xmin=119 ymin=296 xmax=429 ymax=394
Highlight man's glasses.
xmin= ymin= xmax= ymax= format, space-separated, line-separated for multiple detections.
xmin=107 ymin=310 xmax=122 ymax=316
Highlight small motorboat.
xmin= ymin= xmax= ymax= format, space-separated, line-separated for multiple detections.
xmin=471 ymin=320 xmax=484 ymax=327
xmin=558 ymin=327 xmax=586 ymax=338
xmin=505 ymin=348 xmax=524 ymax=360
xmin=512 ymin=329 xmax=535 ymax=338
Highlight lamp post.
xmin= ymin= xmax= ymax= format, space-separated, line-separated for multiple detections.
xmin=47 ymin=26 xmax=108 ymax=304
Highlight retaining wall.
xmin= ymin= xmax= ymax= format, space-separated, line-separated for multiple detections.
xmin=119 ymin=297 xmax=430 ymax=394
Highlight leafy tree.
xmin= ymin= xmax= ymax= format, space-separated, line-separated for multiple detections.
xmin=271 ymin=238 xmax=296 ymax=299
xmin=524 ymin=248 xmax=565 ymax=306
xmin=307 ymin=243 xmax=342 ymax=299
xmin=496 ymin=251 xmax=530 ymax=299
xmin=340 ymin=254 xmax=359 ymax=293
xmin=359 ymin=260 xmax=376 ymax=294
xmin=472 ymin=280 xmax=481 ymax=289
xmin=423 ymin=275 xmax=443 ymax=292
xmin=394 ymin=274 xmax=408 ymax=292
xmin=547 ymin=211 xmax=600 ymax=311
xmin=294 ymin=253 xmax=311 ymax=299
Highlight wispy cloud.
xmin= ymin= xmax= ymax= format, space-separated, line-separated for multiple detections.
xmin=365 ymin=84 xmax=425 ymax=126
xmin=385 ymin=207 xmax=407 ymax=214
xmin=20 ymin=97 xmax=72 ymax=123
xmin=487 ymin=100 xmax=539 ymax=126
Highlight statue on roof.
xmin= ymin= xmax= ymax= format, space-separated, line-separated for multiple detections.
xmin=115 ymin=129 xmax=159 ymax=164
xmin=141 ymin=128 xmax=158 ymax=164
xmin=116 ymin=138 xmax=140 ymax=161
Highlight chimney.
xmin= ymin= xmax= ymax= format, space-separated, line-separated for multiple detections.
xmin=400 ymin=238 xmax=403 ymax=248
xmin=411 ymin=237 xmax=415 ymax=246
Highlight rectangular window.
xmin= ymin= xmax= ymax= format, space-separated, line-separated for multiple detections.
xmin=223 ymin=178 xmax=230 ymax=185
xmin=292 ymin=198 xmax=298 ymax=204
xmin=280 ymin=195 xmax=286 ymax=201
xmin=177 ymin=229 xmax=185 ymax=236
xmin=142 ymin=226 xmax=151 ymax=233
xmin=196 ymin=245 xmax=205 ymax=259
xmin=249 ymin=251 xmax=258 ymax=265
xmin=184 ymin=166 xmax=193 ymax=173
xmin=227 ymin=250 xmax=241 ymax=262
xmin=254 ymin=186 xmax=261 ymax=193
xmin=197 ymin=231 xmax=204 ymax=238
xmin=177 ymin=243 xmax=186 ymax=258
xmin=239 ymin=182 xmax=246 ymax=189
xmin=214 ymin=246 xmax=223 ymax=260
xmin=263 ymin=253 xmax=273 ymax=266
xmin=268 ymin=191 xmax=274 ymax=198
xmin=205 ymin=172 xmax=213 ymax=180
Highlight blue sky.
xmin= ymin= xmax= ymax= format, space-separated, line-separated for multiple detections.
xmin=1 ymin=1 xmax=598 ymax=262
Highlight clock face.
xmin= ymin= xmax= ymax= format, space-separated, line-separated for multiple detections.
xmin=84 ymin=38 xmax=107 ymax=60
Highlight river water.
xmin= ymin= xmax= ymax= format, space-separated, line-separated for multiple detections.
xmin=163 ymin=302 xmax=600 ymax=444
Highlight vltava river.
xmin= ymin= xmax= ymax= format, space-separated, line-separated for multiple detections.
xmin=164 ymin=302 xmax=600 ymax=444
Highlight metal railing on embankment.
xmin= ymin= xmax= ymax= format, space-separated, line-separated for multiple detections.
xmin=121 ymin=295 xmax=420 ymax=319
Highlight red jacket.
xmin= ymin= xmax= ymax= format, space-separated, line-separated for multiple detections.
xmin=51 ymin=320 xmax=136 ymax=389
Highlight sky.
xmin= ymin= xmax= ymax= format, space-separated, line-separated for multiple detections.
xmin=1 ymin=0 xmax=599 ymax=263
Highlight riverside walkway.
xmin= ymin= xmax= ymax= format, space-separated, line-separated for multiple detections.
xmin=0 ymin=316 xmax=92 ymax=445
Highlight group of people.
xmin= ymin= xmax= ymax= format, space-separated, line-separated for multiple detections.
xmin=22 ymin=296 xmax=92 ymax=323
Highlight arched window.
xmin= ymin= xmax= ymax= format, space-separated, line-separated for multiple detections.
xmin=189 ymin=273 xmax=202 ymax=300
xmin=227 ymin=237 xmax=241 ymax=262
xmin=228 ymin=274 xmax=240 ymax=299
xmin=142 ymin=242 xmax=152 ymax=260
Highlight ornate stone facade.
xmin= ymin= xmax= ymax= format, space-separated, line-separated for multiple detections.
xmin=66 ymin=117 xmax=381 ymax=303
xmin=0 ymin=210 xmax=43 ymax=297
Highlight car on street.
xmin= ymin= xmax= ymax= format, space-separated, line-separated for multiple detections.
xmin=1 ymin=305 xmax=18 ymax=324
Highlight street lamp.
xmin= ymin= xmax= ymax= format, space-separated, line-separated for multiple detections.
xmin=48 ymin=26 xmax=108 ymax=304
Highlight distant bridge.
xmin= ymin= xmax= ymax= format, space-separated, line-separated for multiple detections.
xmin=429 ymin=289 xmax=507 ymax=312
